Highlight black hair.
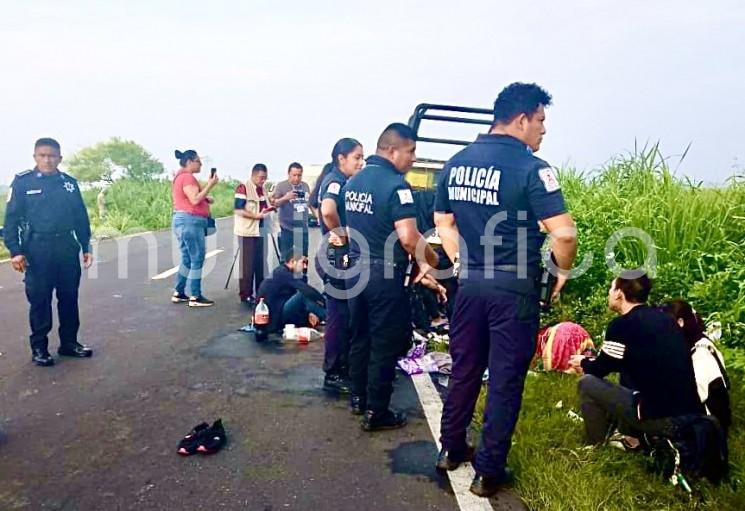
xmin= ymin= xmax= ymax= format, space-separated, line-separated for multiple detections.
xmin=252 ymin=163 xmax=268 ymax=174
xmin=332 ymin=138 xmax=362 ymax=166
xmin=309 ymin=162 xmax=334 ymax=210
xmin=377 ymin=123 xmax=416 ymax=150
xmin=613 ymin=273 xmax=652 ymax=304
xmin=493 ymin=82 xmax=552 ymax=125
xmin=660 ymin=299 xmax=706 ymax=348
xmin=35 ymin=137 xmax=61 ymax=152
xmin=175 ymin=149 xmax=199 ymax=167
xmin=288 ymin=162 xmax=303 ymax=172
xmin=282 ymin=247 xmax=304 ymax=263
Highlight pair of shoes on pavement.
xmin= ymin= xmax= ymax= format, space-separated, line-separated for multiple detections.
xmin=177 ymin=419 xmax=226 ymax=456
xmin=436 ymin=446 xmax=514 ymax=497
xmin=32 ymin=342 xmax=93 ymax=367
xmin=172 ymin=291 xmax=215 ymax=307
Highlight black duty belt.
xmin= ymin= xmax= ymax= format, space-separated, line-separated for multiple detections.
xmin=31 ymin=231 xmax=75 ymax=239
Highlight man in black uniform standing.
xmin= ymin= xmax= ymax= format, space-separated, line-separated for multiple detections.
xmin=434 ymin=83 xmax=577 ymax=497
xmin=3 ymin=138 xmax=94 ymax=367
xmin=345 ymin=123 xmax=439 ymax=431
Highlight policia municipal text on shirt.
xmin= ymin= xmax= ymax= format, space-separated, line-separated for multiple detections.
xmin=344 ymin=123 xmax=439 ymax=432
xmin=433 ymin=83 xmax=578 ymax=498
xmin=3 ymin=138 xmax=94 ymax=367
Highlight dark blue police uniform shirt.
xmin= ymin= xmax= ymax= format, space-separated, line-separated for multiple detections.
xmin=318 ymin=166 xmax=348 ymax=235
xmin=344 ymin=155 xmax=417 ymax=264
xmin=3 ymin=169 xmax=92 ymax=257
xmin=435 ymin=134 xmax=566 ymax=274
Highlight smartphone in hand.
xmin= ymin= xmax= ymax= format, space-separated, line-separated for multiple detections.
xmin=210 ymin=167 xmax=217 ymax=178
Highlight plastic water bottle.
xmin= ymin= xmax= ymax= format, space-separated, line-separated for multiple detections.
xmin=254 ymin=298 xmax=270 ymax=342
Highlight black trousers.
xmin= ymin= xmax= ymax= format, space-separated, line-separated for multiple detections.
xmin=278 ymin=228 xmax=309 ymax=258
xmin=238 ymin=236 xmax=265 ymax=301
xmin=578 ymin=375 xmax=674 ymax=443
xmin=348 ymin=263 xmax=411 ymax=413
xmin=23 ymin=234 xmax=82 ymax=352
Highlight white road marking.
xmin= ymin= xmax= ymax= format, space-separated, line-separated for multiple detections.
xmin=151 ymin=249 xmax=224 ymax=280
xmin=411 ymin=373 xmax=494 ymax=511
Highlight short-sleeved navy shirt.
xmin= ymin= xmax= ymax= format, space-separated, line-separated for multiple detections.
xmin=435 ymin=134 xmax=566 ymax=274
xmin=344 ymin=155 xmax=417 ymax=264
xmin=318 ymin=166 xmax=347 ymax=235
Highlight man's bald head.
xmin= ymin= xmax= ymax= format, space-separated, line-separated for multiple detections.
xmin=376 ymin=123 xmax=417 ymax=172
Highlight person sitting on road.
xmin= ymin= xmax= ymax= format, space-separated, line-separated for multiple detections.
xmin=660 ymin=299 xmax=731 ymax=434
xmin=256 ymin=251 xmax=326 ymax=334
xmin=568 ymin=273 xmax=704 ymax=446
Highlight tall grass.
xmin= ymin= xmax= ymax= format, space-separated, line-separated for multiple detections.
xmin=552 ymin=145 xmax=745 ymax=355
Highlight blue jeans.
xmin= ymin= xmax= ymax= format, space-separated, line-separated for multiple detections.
xmin=281 ymin=291 xmax=326 ymax=327
xmin=173 ymin=212 xmax=208 ymax=297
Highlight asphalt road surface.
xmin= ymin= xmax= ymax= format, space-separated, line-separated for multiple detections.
xmin=0 ymin=218 xmax=524 ymax=511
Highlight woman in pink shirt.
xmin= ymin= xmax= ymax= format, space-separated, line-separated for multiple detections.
xmin=171 ymin=149 xmax=218 ymax=307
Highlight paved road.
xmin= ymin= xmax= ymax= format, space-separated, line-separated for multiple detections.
xmin=0 ymin=219 xmax=463 ymax=511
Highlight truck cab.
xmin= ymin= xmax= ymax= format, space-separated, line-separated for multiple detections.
xmin=405 ymin=103 xmax=493 ymax=232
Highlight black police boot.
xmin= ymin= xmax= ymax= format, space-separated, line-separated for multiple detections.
xmin=32 ymin=348 xmax=54 ymax=367
xmin=58 ymin=342 xmax=93 ymax=358
xmin=469 ymin=468 xmax=514 ymax=497
xmin=323 ymin=373 xmax=351 ymax=393
xmin=361 ymin=409 xmax=407 ymax=432
xmin=349 ymin=394 xmax=366 ymax=415
xmin=436 ymin=445 xmax=475 ymax=471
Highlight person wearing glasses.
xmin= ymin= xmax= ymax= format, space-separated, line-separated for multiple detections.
xmin=170 ymin=149 xmax=219 ymax=307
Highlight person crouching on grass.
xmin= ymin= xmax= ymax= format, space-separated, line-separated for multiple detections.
xmin=568 ymin=274 xmax=704 ymax=447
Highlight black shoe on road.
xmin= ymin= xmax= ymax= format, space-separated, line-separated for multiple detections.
xmin=323 ymin=373 xmax=351 ymax=393
xmin=58 ymin=342 xmax=93 ymax=358
xmin=171 ymin=291 xmax=189 ymax=303
xmin=469 ymin=468 xmax=514 ymax=497
xmin=436 ymin=445 xmax=475 ymax=471
xmin=32 ymin=349 xmax=54 ymax=367
xmin=189 ymin=295 xmax=215 ymax=307
xmin=361 ymin=409 xmax=407 ymax=432
xmin=349 ymin=394 xmax=366 ymax=415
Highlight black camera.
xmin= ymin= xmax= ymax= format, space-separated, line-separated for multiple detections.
xmin=295 ymin=190 xmax=305 ymax=199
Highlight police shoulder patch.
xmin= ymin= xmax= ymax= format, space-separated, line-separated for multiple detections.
xmin=397 ymin=188 xmax=414 ymax=205
xmin=327 ymin=182 xmax=341 ymax=195
xmin=538 ymin=167 xmax=561 ymax=192
xmin=16 ymin=169 xmax=32 ymax=178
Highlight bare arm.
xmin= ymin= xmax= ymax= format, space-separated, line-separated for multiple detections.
xmin=541 ymin=212 xmax=578 ymax=297
xmin=320 ymin=198 xmax=346 ymax=240
xmin=235 ymin=201 xmax=267 ymax=220
xmin=434 ymin=212 xmax=459 ymax=264
xmin=183 ymin=176 xmax=218 ymax=206
xmin=394 ymin=217 xmax=439 ymax=268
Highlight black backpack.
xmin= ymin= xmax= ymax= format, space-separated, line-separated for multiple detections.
xmin=648 ymin=414 xmax=729 ymax=489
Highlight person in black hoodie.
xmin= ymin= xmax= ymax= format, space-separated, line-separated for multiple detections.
xmin=256 ymin=251 xmax=326 ymax=334
xmin=569 ymin=273 xmax=704 ymax=444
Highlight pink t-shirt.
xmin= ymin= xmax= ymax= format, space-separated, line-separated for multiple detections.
xmin=172 ymin=170 xmax=210 ymax=217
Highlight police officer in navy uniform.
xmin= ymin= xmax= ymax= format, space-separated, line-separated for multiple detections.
xmin=3 ymin=138 xmax=94 ymax=367
xmin=317 ymin=138 xmax=364 ymax=393
xmin=433 ymin=84 xmax=577 ymax=497
xmin=345 ymin=123 xmax=439 ymax=431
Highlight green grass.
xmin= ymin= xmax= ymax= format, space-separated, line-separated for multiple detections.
xmin=476 ymin=370 xmax=744 ymax=511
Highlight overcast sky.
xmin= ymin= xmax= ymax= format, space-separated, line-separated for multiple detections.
xmin=1 ymin=0 xmax=743 ymax=186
